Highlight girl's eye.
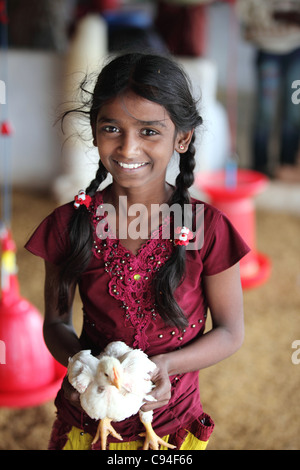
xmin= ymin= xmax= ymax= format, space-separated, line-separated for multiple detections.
xmin=141 ymin=128 xmax=158 ymax=137
xmin=103 ymin=125 xmax=120 ymax=133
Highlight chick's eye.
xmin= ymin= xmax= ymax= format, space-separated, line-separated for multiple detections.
xmin=104 ymin=373 xmax=109 ymax=377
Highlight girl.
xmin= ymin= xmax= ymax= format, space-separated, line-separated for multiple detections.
xmin=25 ymin=52 xmax=250 ymax=450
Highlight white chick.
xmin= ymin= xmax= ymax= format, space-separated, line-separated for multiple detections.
xmin=68 ymin=352 xmax=125 ymax=449
xmin=68 ymin=343 xmax=175 ymax=450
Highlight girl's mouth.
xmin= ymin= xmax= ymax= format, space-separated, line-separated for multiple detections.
xmin=115 ymin=161 xmax=148 ymax=170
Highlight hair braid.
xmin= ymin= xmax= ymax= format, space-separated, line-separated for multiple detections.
xmin=86 ymin=160 xmax=108 ymax=196
xmin=154 ymin=137 xmax=196 ymax=329
xmin=58 ymin=160 xmax=108 ymax=314
xmin=172 ymin=135 xmax=196 ymax=207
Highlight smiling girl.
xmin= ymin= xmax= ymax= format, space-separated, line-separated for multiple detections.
xmin=25 ymin=52 xmax=250 ymax=450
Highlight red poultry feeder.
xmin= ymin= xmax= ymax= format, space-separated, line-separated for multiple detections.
xmin=0 ymin=6 xmax=65 ymax=407
xmin=0 ymin=230 xmax=66 ymax=408
xmin=195 ymin=168 xmax=271 ymax=289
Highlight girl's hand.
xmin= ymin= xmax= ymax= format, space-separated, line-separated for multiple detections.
xmin=61 ymin=375 xmax=83 ymax=411
xmin=140 ymin=354 xmax=172 ymax=412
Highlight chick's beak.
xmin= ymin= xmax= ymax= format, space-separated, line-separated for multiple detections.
xmin=112 ymin=366 xmax=122 ymax=390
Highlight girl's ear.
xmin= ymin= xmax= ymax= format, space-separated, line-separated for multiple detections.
xmin=175 ymin=129 xmax=194 ymax=154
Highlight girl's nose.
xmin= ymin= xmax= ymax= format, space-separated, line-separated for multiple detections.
xmin=117 ymin=132 xmax=140 ymax=158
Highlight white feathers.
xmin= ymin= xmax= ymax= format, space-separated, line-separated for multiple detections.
xmin=100 ymin=341 xmax=132 ymax=359
xmin=67 ymin=342 xmax=157 ymax=422
xmin=67 ymin=349 xmax=98 ymax=393
xmin=67 ymin=341 xmax=176 ymax=450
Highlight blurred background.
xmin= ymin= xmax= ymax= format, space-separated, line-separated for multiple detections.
xmin=0 ymin=0 xmax=299 ymax=450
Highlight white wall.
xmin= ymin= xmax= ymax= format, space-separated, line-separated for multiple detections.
xmin=0 ymin=50 xmax=64 ymax=189
xmin=206 ymin=3 xmax=256 ymax=93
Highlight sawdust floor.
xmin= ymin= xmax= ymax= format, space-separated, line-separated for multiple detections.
xmin=0 ymin=189 xmax=299 ymax=450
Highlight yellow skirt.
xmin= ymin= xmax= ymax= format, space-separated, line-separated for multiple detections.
xmin=63 ymin=426 xmax=209 ymax=451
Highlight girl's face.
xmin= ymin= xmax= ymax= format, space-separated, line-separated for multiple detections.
xmin=93 ymin=91 xmax=191 ymax=193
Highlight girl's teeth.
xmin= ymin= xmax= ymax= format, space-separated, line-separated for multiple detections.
xmin=118 ymin=162 xmax=146 ymax=169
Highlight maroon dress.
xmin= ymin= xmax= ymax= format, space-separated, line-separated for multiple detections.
xmin=25 ymin=191 xmax=250 ymax=449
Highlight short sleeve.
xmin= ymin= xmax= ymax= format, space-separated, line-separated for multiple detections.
xmin=25 ymin=203 xmax=73 ymax=265
xmin=202 ymin=208 xmax=250 ymax=276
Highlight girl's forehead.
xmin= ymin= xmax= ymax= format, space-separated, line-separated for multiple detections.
xmin=97 ymin=91 xmax=172 ymax=126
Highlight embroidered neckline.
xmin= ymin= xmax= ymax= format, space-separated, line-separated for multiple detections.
xmin=90 ymin=191 xmax=175 ymax=349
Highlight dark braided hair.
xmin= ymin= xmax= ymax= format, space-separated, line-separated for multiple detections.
xmin=155 ymin=133 xmax=197 ymax=329
xmin=58 ymin=161 xmax=108 ymax=313
xmin=58 ymin=52 xmax=203 ymax=329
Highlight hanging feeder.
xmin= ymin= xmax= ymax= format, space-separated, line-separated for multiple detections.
xmin=0 ymin=1 xmax=65 ymax=407
xmin=0 ymin=228 xmax=66 ymax=408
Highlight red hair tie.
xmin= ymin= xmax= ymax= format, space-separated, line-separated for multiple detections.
xmin=74 ymin=190 xmax=92 ymax=210
xmin=174 ymin=226 xmax=193 ymax=246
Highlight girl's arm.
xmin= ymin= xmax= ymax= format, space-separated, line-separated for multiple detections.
xmin=142 ymin=262 xmax=244 ymax=410
xmin=43 ymin=260 xmax=82 ymax=368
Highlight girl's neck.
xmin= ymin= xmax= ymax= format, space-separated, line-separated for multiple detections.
xmin=103 ymin=182 xmax=174 ymax=209
xmin=101 ymin=182 xmax=174 ymax=255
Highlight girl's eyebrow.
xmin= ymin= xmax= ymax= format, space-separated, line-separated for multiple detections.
xmin=140 ymin=120 xmax=167 ymax=128
xmin=97 ymin=117 xmax=118 ymax=125
xmin=97 ymin=116 xmax=167 ymax=128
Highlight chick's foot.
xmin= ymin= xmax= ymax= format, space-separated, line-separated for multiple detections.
xmin=139 ymin=421 xmax=176 ymax=450
xmin=92 ymin=417 xmax=123 ymax=450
